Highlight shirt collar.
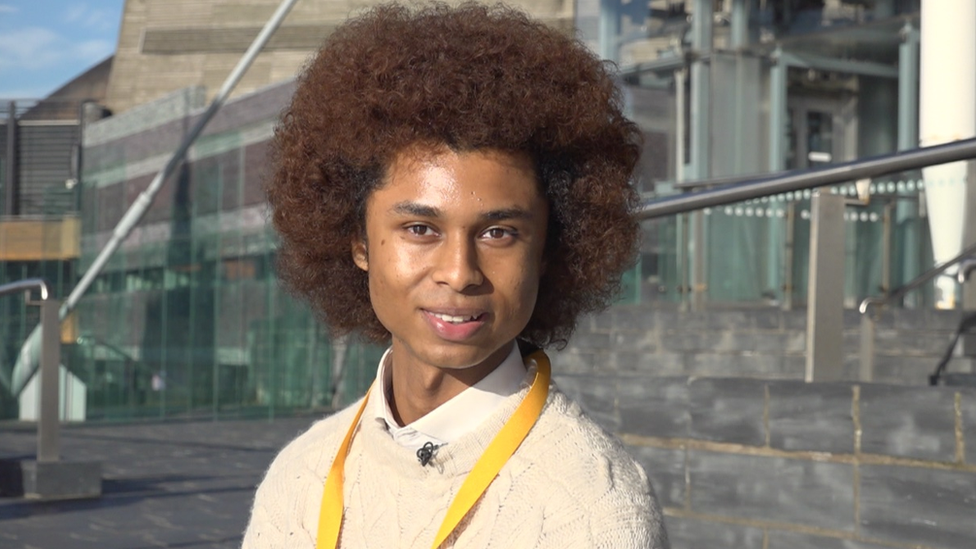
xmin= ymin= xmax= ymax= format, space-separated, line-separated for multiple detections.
xmin=372 ymin=342 xmax=528 ymax=451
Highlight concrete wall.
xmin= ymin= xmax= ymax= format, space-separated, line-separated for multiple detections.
xmin=106 ymin=0 xmax=575 ymax=114
xmin=554 ymin=371 xmax=976 ymax=548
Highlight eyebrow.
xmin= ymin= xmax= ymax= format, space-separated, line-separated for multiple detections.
xmin=391 ymin=201 xmax=534 ymax=222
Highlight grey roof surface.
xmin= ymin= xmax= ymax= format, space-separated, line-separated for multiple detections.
xmin=0 ymin=415 xmax=319 ymax=548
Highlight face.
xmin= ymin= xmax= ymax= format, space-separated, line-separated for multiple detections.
xmin=352 ymin=146 xmax=548 ymax=375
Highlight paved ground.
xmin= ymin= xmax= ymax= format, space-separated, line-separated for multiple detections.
xmin=0 ymin=414 xmax=323 ymax=549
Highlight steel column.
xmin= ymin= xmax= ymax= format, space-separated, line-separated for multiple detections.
xmin=769 ymin=48 xmax=787 ymax=173
xmin=675 ymin=68 xmax=687 ymax=181
xmin=690 ymin=0 xmax=712 ymax=180
xmin=897 ymin=21 xmax=921 ymax=306
xmin=689 ymin=0 xmax=712 ymax=311
xmin=898 ymin=23 xmax=919 ymax=151
xmin=599 ymin=0 xmax=621 ymax=63
xmin=730 ymin=0 xmax=751 ymax=49
xmin=674 ymin=63 xmax=689 ymax=309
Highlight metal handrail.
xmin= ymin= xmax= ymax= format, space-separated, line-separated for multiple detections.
xmin=0 ymin=278 xmax=51 ymax=400
xmin=632 ymin=137 xmax=976 ymax=383
xmin=858 ymin=241 xmax=976 ymax=316
xmin=636 ymin=136 xmax=976 ymax=220
xmin=0 ymin=279 xmax=48 ymax=390
xmin=857 ymin=243 xmax=976 ymax=382
xmin=957 ymin=258 xmax=976 ymax=284
xmin=929 ymin=311 xmax=976 ymax=386
xmin=0 ymin=278 xmax=50 ymax=301
xmin=0 ymin=278 xmax=61 ymax=464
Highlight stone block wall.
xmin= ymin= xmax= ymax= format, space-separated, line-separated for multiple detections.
xmin=554 ymin=305 xmax=967 ymax=385
xmin=553 ymin=373 xmax=976 ymax=549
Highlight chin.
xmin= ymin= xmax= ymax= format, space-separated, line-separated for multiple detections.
xmin=420 ymin=339 xmax=508 ymax=371
xmin=426 ymin=348 xmax=490 ymax=370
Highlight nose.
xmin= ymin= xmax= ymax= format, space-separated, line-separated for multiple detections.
xmin=432 ymin=234 xmax=484 ymax=291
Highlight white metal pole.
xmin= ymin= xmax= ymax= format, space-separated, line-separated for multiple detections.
xmin=919 ymin=0 xmax=976 ymax=309
xmin=10 ymin=0 xmax=302 ymax=396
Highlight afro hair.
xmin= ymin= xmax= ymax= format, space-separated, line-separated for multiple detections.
xmin=268 ymin=2 xmax=643 ymax=348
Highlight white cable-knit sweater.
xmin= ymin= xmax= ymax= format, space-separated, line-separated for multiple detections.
xmin=242 ymin=380 xmax=669 ymax=548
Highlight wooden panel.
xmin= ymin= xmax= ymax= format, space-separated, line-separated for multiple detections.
xmin=0 ymin=218 xmax=80 ymax=260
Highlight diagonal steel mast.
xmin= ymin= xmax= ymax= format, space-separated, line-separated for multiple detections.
xmin=7 ymin=0 xmax=302 ymax=396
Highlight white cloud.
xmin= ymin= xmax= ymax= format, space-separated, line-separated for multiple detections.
xmin=0 ymin=27 xmax=61 ymax=69
xmin=0 ymin=4 xmax=18 ymax=14
xmin=62 ymin=3 xmax=116 ymax=32
xmin=62 ymin=3 xmax=87 ymax=23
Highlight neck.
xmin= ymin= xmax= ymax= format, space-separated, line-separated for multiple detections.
xmin=387 ymin=341 xmax=514 ymax=426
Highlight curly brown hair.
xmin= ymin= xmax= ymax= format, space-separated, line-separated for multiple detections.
xmin=268 ymin=2 xmax=642 ymax=348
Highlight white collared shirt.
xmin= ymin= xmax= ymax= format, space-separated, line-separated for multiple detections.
xmin=372 ymin=343 xmax=528 ymax=453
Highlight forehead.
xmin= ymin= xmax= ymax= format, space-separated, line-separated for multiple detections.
xmin=367 ymin=146 xmax=543 ymax=214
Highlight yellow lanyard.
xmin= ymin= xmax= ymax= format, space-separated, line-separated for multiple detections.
xmin=316 ymin=350 xmax=551 ymax=549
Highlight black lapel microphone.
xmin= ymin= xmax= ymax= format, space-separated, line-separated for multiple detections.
xmin=417 ymin=441 xmax=441 ymax=466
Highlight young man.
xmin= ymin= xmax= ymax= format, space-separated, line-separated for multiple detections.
xmin=243 ymin=3 xmax=669 ymax=548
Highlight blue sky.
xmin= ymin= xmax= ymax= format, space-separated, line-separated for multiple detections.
xmin=0 ymin=1 xmax=123 ymax=99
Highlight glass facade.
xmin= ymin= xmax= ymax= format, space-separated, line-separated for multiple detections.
xmin=11 ymin=85 xmax=386 ymax=422
xmin=0 ymin=91 xmax=392 ymax=422
xmin=1 ymin=98 xmax=85 ymax=418
xmin=580 ymin=0 xmax=946 ymax=310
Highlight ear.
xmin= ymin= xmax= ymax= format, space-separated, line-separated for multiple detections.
xmin=351 ymin=237 xmax=369 ymax=271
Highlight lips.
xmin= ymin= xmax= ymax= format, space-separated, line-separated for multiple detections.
xmin=422 ymin=309 xmax=488 ymax=341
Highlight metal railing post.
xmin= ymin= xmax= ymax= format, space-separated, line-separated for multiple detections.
xmin=859 ymin=312 xmax=876 ymax=382
xmin=806 ymin=191 xmax=846 ymax=381
xmin=36 ymin=298 xmax=61 ymax=463
xmin=0 ymin=280 xmax=60 ymax=461
xmin=963 ymin=159 xmax=976 ymax=310
xmin=0 ymin=279 xmax=101 ymax=500
xmin=782 ymin=202 xmax=795 ymax=310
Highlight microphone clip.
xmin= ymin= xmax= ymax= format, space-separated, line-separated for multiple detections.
xmin=416 ymin=441 xmax=441 ymax=466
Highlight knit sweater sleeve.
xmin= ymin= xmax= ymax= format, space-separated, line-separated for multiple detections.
xmin=519 ymin=392 xmax=671 ymax=549
xmin=581 ymin=455 xmax=670 ymax=549
xmin=242 ymin=404 xmax=359 ymax=549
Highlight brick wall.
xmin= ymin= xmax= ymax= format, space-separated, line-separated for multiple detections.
xmin=553 ymin=373 xmax=976 ymax=549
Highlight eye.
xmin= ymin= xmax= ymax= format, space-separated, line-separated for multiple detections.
xmin=405 ymin=224 xmax=435 ymax=237
xmin=483 ymin=227 xmax=516 ymax=240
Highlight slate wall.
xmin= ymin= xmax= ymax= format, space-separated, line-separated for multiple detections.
xmin=554 ymin=305 xmax=968 ymax=385
xmin=553 ymin=373 xmax=976 ymax=549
